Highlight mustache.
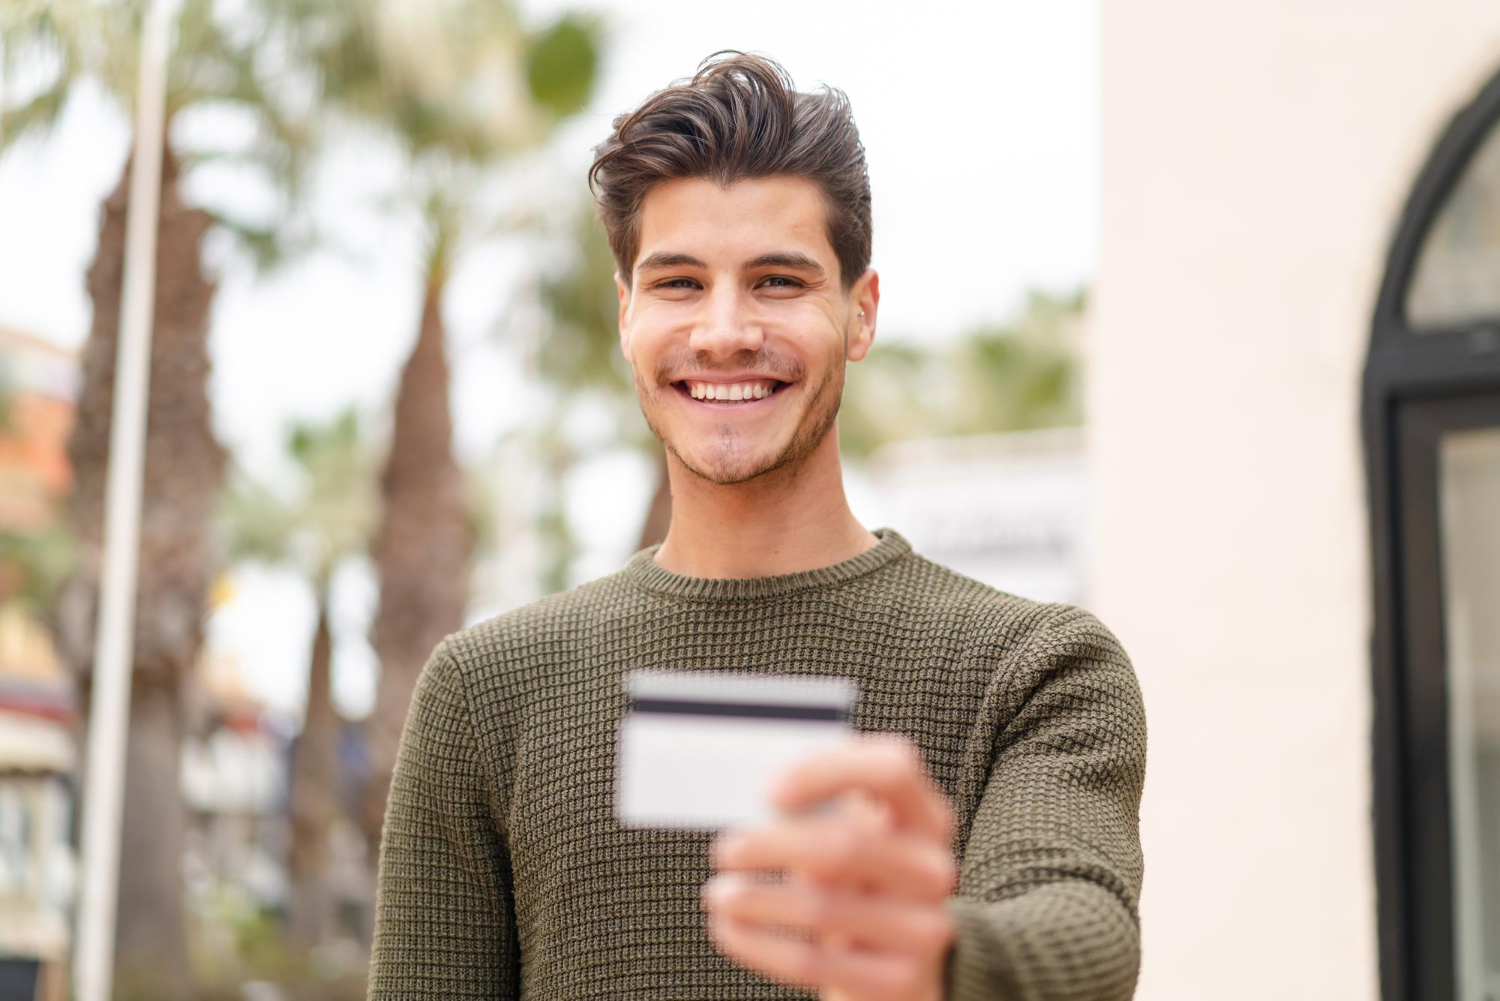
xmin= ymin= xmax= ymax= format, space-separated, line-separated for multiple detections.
xmin=652 ymin=349 xmax=806 ymax=385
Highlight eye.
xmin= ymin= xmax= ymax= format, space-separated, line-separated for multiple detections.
xmin=656 ymin=277 xmax=700 ymax=290
xmin=758 ymin=275 xmax=804 ymax=289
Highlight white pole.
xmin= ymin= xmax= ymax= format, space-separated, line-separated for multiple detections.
xmin=73 ymin=0 xmax=175 ymax=997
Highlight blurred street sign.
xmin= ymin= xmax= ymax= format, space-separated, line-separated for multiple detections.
xmin=867 ymin=428 xmax=1088 ymax=605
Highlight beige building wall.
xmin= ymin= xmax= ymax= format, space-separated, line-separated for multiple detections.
xmin=1093 ymin=4 xmax=1500 ymax=999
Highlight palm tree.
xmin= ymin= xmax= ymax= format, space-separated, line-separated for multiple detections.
xmin=1 ymin=1 xmax=317 ymax=991
xmin=219 ymin=408 xmax=377 ymax=947
xmin=272 ymin=0 xmax=602 ymax=845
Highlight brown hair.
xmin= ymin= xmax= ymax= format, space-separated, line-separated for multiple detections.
xmin=589 ymin=52 xmax=872 ymax=289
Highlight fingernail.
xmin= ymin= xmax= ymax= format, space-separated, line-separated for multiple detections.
xmin=701 ymin=877 xmax=733 ymax=905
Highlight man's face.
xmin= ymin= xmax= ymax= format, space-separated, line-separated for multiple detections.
xmin=617 ymin=175 xmax=877 ymax=486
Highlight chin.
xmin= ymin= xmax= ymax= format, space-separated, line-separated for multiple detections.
xmin=672 ymin=439 xmax=795 ymax=486
xmin=669 ymin=426 xmax=810 ymax=486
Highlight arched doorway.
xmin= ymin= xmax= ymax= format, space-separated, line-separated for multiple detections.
xmin=1365 ymin=68 xmax=1500 ymax=1001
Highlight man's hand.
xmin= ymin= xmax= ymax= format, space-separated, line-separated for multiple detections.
xmin=702 ymin=734 xmax=958 ymax=1001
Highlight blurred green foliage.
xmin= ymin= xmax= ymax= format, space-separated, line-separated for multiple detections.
xmin=219 ymin=408 xmax=377 ymax=589
xmin=537 ymin=208 xmax=631 ymax=396
xmin=0 ymin=0 xmax=326 ymax=271
xmin=840 ymin=288 xmax=1085 ymax=458
xmin=270 ymin=0 xmax=600 ymax=163
xmin=527 ymin=15 xmax=601 ymax=119
xmin=169 ymin=892 xmax=366 ymax=1001
xmin=0 ymin=526 xmax=75 ymax=609
xmin=0 ymin=358 xmax=12 ymax=431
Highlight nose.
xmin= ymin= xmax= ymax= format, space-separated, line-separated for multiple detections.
xmin=688 ymin=285 xmax=763 ymax=358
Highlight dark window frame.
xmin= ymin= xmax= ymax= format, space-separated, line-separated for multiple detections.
xmin=1365 ymin=68 xmax=1500 ymax=1001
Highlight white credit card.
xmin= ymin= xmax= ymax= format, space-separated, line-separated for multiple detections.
xmin=615 ymin=669 xmax=858 ymax=830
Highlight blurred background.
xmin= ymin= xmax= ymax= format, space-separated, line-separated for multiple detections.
xmin=0 ymin=1 xmax=1497 ymax=1000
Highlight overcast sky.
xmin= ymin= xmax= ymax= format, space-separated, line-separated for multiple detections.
xmin=0 ymin=0 xmax=1098 ymax=718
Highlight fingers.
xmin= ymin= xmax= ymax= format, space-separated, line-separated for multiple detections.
xmin=712 ymin=814 xmax=957 ymax=905
xmin=771 ymin=734 xmax=956 ymax=846
xmin=705 ymin=753 xmax=959 ymax=1000
xmin=702 ymin=871 xmax=956 ymax=954
xmin=705 ymin=910 xmax=947 ymax=1001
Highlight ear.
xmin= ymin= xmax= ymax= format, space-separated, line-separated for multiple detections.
xmin=615 ymin=271 xmax=631 ymax=360
xmin=845 ymin=268 xmax=880 ymax=363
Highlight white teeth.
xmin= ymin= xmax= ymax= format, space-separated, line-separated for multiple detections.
xmin=684 ymin=380 xmax=779 ymax=401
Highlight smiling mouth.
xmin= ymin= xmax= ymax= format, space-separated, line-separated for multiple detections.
xmin=672 ymin=379 xmax=790 ymax=404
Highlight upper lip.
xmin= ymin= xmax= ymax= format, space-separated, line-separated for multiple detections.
xmin=670 ymin=372 xmax=791 ymax=384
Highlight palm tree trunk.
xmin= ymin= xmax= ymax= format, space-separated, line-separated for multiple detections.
xmin=114 ymin=683 xmax=192 ymax=999
xmin=363 ymin=275 xmax=469 ymax=847
xmin=286 ymin=583 xmax=340 ymax=944
xmin=52 ymin=140 xmax=222 ymax=998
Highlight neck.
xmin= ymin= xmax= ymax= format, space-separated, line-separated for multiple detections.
xmin=653 ymin=427 xmax=878 ymax=579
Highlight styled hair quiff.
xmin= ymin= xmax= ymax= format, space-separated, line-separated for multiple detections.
xmin=588 ymin=52 xmax=872 ymax=288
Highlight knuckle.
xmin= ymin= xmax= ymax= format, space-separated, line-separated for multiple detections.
xmin=827 ymin=826 xmax=865 ymax=867
xmin=806 ymin=887 xmax=840 ymax=930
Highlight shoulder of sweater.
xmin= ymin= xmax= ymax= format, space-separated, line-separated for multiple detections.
xmin=893 ymin=549 xmax=1125 ymax=661
xmin=891 ymin=549 xmax=1053 ymax=630
xmin=438 ymin=568 xmax=636 ymax=667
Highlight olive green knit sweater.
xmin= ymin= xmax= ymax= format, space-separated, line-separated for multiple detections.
xmin=368 ymin=528 xmax=1146 ymax=1000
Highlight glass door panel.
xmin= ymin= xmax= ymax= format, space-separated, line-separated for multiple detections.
xmin=1407 ymin=120 xmax=1500 ymax=330
xmin=1441 ymin=427 xmax=1500 ymax=1001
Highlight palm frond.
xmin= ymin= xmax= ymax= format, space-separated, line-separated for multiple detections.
xmin=0 ymin=73 xmax=72 ymax=151
xmin=0 ymin=0 xmax=97 ymax=150
xmin=202 ymin=207 xmax=321 ymax=274
xmin=218 ymin=408 xmax=377 ymax=584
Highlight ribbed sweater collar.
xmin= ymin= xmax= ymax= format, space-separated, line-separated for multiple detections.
xmin=622 ymin=527 xmax=910 ymax=602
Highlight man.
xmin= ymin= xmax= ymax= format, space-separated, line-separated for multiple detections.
xmin=368 ymin=52 xmax=1145 ymax=1001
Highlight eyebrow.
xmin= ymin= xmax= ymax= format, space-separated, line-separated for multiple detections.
xmin=634 ymin=250 xmax=827 ymax=278
xmin=636 ymin=252 xmax=707 ymax=276
xmin=744 ymin=252 xmax=825 ymax=276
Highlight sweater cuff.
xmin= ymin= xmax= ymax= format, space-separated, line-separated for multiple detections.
xmin=942 ymin=895 xmax=1025 ymax=1001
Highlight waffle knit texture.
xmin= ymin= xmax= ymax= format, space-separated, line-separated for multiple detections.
xmin=368 ymin=528 xmax=1147 ymax=1000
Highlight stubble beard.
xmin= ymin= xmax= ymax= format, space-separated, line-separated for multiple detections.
xmin=635 ymin=363 xmax=844 ymax=487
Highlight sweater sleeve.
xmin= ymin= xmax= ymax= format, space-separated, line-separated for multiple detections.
xmin=943 ymin=606 xmax=1147 ymax=1001
xmin=368 ymin=640 xmax=520 ymax=999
